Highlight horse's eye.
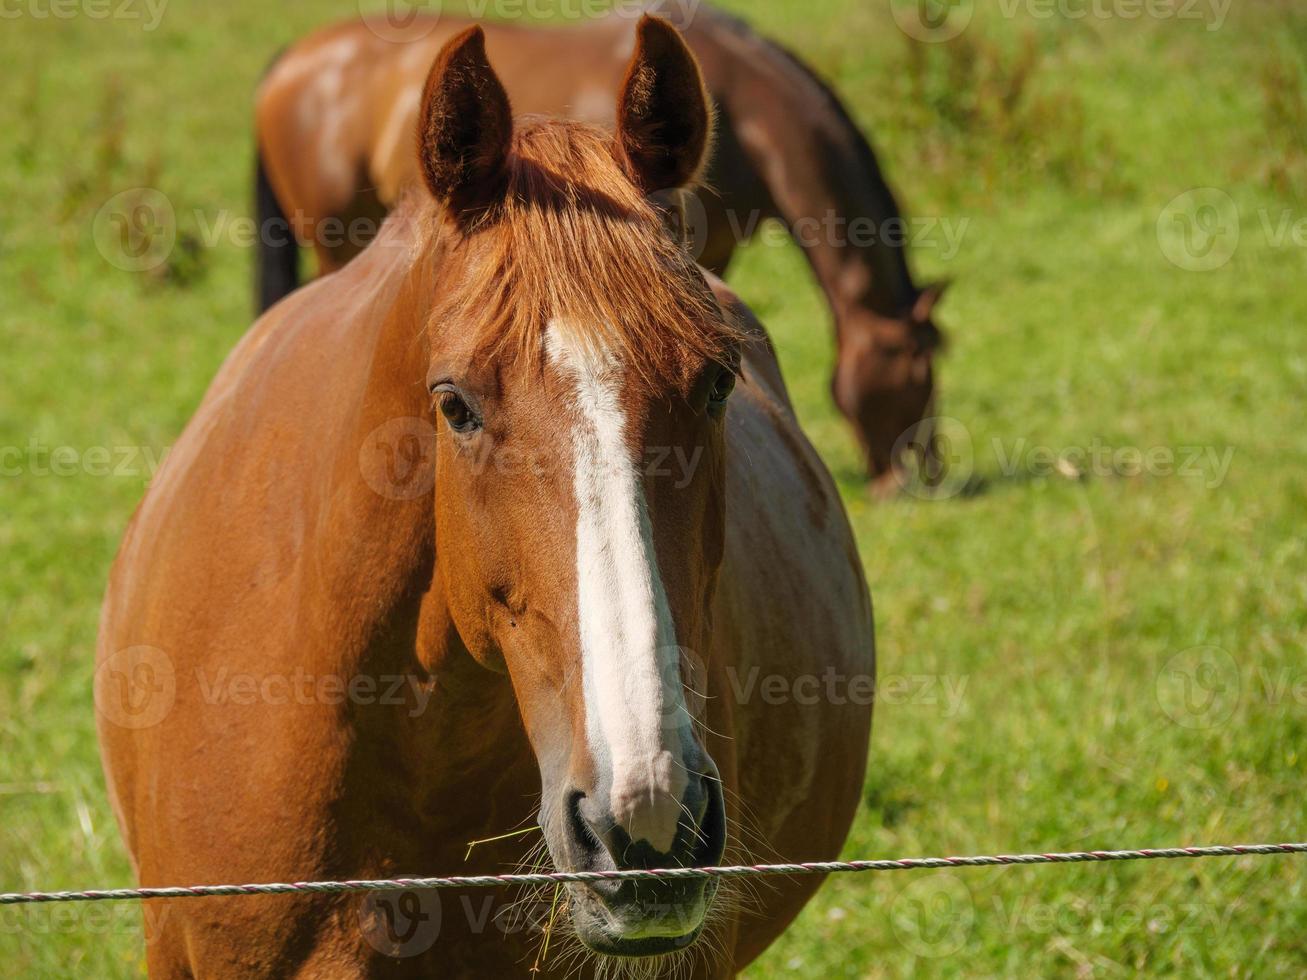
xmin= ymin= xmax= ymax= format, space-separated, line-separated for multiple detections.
xmin=709 ymin=369 xmax=736 ymax=407
xmin=434 ymin=387 xmax=480 ymax=434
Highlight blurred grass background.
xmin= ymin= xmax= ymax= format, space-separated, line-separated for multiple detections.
xmin=2 ymin=0 xmax=1306 ymax=975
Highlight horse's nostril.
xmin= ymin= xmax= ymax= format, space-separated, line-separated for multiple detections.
xmin=685 ymin=773 xmax=711 ymax=824
xmin=565 ymin=772 xmax=726 ymax=873
xmin=572 ymin=790 xmax=644 ymax=868
xmin=696 ymin=774 xmax=727 ymax=867
xmin=567 ymin=789 xmax=600 ymax=853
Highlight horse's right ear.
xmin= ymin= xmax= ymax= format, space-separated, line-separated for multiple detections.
xmin=417 ymin=26 xmax=513 ymax=219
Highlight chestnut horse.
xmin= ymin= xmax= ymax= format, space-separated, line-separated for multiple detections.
xmin=254 ymin=5 xmax=949 ymax=491
xmin=99 ymin=19 xmax=873 ymax=978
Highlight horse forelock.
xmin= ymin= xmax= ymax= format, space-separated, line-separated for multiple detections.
xmin=408 ymin=119 xmax=742 ymax=388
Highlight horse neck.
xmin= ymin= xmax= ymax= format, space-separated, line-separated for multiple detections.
xmin=693 ymin=13 xmax=918 ymax=325
xmin=351 ymin=215 xmax=441 ymax=416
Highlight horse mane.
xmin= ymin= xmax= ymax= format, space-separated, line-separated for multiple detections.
xmin=418 ymin=117 xmax=742 ymax=385
xmin=702 ymin=7 xmax=886 ymax=181
xmin=699 ymin=5 xmax=920 ymax=311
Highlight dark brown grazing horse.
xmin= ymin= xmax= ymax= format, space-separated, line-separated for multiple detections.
xmin=254 ymin=5 xmax=949 ymax=492
xmin=99 ymin=19 xmax=874 ymax=977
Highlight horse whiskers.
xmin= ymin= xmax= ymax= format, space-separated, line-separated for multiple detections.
xmin=487 ymin=834 xmax=565 ymax=953
xmin=502 ymin=851 xmax=742 ymax=978
xmin=710 ymin=782 xmax=779 ymax=863
xmin=657 ymin=766 xmax=777 ymax=873
xmin=512 ymin=835 xmax=553 ymax=873
xmin=552 ymin=933 xmax=721 ymax=980
xmin=520 ymin=845 xmax=752 ymax=977
xmin=494 ymin=789 xmax=770 ymax=977
xmin=587 ymin=897 xmax=735 ymax=980
xmin=667 ymin=701 xmax=732 ymax=745
xmin=675 ymin=799 xmax=712 ymax=855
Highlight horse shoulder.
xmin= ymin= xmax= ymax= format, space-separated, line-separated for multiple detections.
xmin=710 ymin=365 xmax=873 ymax=926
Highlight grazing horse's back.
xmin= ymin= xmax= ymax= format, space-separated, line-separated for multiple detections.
xmin=102 ymin=20 xmax=872 ymax=976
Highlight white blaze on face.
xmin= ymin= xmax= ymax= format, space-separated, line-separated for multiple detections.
xmin=546 ymin=323 xmax=691 ymax=854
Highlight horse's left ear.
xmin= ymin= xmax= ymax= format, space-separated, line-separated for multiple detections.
xmin=912 ymin=280 xmax=951 ymax=323
xmin=615 ymin=15 xmax=714 ymax=194
xmin=417 ymin=26 xmax=513 ymax=220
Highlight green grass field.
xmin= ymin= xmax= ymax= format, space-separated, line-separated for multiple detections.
xmin=2 ymin=0 xmax=1306 ymax=975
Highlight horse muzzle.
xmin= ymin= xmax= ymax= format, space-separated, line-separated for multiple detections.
xmin=556 ymin=766 xmax=727 ymax=955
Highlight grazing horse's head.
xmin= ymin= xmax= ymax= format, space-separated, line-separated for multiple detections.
xmin=415 ymin=19 xmax=735 ymax=956
xmin=831 ymin=285 xmax=948 ymax=494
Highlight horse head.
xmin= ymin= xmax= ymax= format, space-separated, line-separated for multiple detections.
xmin=415 ymin=17 xmax=735 ymax=955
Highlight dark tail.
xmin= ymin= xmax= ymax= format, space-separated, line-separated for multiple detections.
xmin=254 ymin=142 xmax=298 ymax=314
